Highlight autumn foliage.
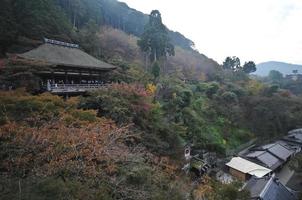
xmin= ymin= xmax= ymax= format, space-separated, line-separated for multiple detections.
xmin=0 ymin=89 xmax=185 ymax=199
xmin=80 ymin=83 xmax=154 ymax=124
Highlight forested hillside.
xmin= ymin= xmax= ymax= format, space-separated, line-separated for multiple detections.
xmin=0 ymin=0 xmax=195 ymax=56
xmin=1 ymin=0 xmax=302 ymax=199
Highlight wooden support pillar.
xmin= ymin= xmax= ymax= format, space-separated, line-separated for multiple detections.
xmin=89 ymin=70 xmax=92 ymax=84
xmin=65 ymin=71 xmax=68 ymax=84
xmin=98 ymin=73 xmax=101 ymax=84
xmin=51 ymin=71 xmax=54 ymax=84
xmin=79 ymin=70 xmax=82 ymax=84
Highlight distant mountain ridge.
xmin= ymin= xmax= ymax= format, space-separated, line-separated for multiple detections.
xmin=254 ymin=61 xmax=302 ymax=77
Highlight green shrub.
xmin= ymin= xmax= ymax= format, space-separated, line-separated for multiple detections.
xmin=71 ymin=110 xmax=97 ymax=122
xmin=221 ymin=91 xmax=238 ymax=103
xmin=80 ymin=83 xmax=152 ymax=124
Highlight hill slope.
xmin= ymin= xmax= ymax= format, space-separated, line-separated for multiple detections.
xmin=0 ymin=0 xmax=195 ymax=55
xmin=1 ymin=0 xmax=220 ymax=80
xmin=255 ymin=61 xmax=302 ymax=76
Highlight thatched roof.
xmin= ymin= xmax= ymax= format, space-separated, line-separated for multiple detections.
xmin=18 ymin=42 xmax=116 ymax=71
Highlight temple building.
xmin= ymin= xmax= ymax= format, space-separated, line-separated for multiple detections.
xmin=14 ymin=38 xmax=116 ymax=94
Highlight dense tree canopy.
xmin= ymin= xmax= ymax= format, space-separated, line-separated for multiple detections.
xmin=0 ymin=0 xmax=194 ymax=57
xmin=268 ymin=70 xmax=283 ymax=83
xmin=222 ymin=56 xmax=241 ymax=71
xmin=242 ymin=61 xmax=256 ymax=74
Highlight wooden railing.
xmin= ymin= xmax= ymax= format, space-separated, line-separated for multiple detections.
xmin=48 ymin=84 xmax=109 ymax=93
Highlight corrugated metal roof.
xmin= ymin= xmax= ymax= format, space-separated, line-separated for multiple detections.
xmin=18 ymin=43 xmax=116 ymax=70
xmin=226 ymin=157 xmax=271 ymax=178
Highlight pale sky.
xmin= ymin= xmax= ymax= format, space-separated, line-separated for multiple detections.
xmin=120 ymin=0 xmax=302 ymax=65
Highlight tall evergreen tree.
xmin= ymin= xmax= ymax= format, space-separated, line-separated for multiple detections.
xmin=137 ymin=10 xmax=174 ymax=64
xmin=223 ymin=56 xmax=241 ymax=71
xmin=242 ymin=61 xmax=256 ymax=74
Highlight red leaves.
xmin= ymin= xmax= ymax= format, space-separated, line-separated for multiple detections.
xmin=110 ymin=83 xmax=154 ymax=114
xmin=0 ymin=59 xmax=6 ymax=69
xmin=0 ymin=120 xmax=136 ymax=178
xmin=110 ymin=83 xmax=150 ymax=98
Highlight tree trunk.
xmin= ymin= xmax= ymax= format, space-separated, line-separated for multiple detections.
xmin=73 ymin=12 xmax=76 ymax=28
xmin=18 ymin=179 xmax=22 ymax=200
xmin=144 ymin=53 xmax=148 ymax=70
xmin=154 ymin=49 xmax=157 ymax=62
xmin=163 ymin=57 xmax=167 ymax=74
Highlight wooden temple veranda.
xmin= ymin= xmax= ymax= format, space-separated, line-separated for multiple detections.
xmin=15 ymin=38 xmax=116 ymax=95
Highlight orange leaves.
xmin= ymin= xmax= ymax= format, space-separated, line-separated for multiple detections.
xmin=83 ymin=83 xmax=156 ymax=123
xmin=0 ymin=122 xmax=19 ymax=138
xmin=192 ymin=176 xmax=214 ymax=200
xmin=97 ymin=27 xmax=143 ymax=63
xmin=110 ymin=83 xmax=150 ymax=98
xmin=146 ymin=83 xmax=157 ymax=95
xmin=0 ymin=58 xmax=6 ymax=69
xmin=0 ymin=91 xmax=190 ymax=199
xmin=0 ymin=90 xmax=104 ymax=128
xmin=0 ymin=118 xmax=137 ymax=178
xmin=151 ymin=156 xmax=178 ymax=177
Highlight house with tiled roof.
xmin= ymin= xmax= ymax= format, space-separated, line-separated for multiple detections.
xmin=242 ymin=142 xmax=295 ymax=171
xmin=243 ymin=175 xmax=298 ymax=200
xmin=282 ymin=130 xmax=302 ymax=147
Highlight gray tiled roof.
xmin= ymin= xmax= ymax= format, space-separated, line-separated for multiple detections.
xmin=245 ymin=151 xmax=264 ymax=157
xmin=245 ymin=150 xmax=283 ymax=170
xmin=244 ymin=176 xmax=269 ymax=199
xmin=283 ymin=133 xmax=302 ymax=145
xmin=262 ymin=179 xmax=297 ymax=200
xmin=257 ymin=153 xmax=282 ymax=170
xmin=253 ymin=142 xmax=294 ymax=161
xmin=266 ymin=143 xmax=294 ymax=161
xmin=244 ymin=176 xmax=298 ymax=200
xmin=288 ymin=129 xmax=302 ymax=135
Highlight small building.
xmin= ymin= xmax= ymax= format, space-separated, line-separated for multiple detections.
xmin=243 ymin=175 xmax=298 ymax=200
xmin=243 ymin=142 xmax=295 ymax=171
xmin=282 ymin=130 xmax=302 ymax=147
xmin=226 ymin=157 xmax=272 ymax=181
xmin=257 ymin=143 xmax=295 ymax=162
xmin=190 ymin=156 xmax=211 ymax=177
xmin=181 ymin=144 xmax=216 ymax=177
xmin=12 ymin=38 xmax=116 ymax=94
